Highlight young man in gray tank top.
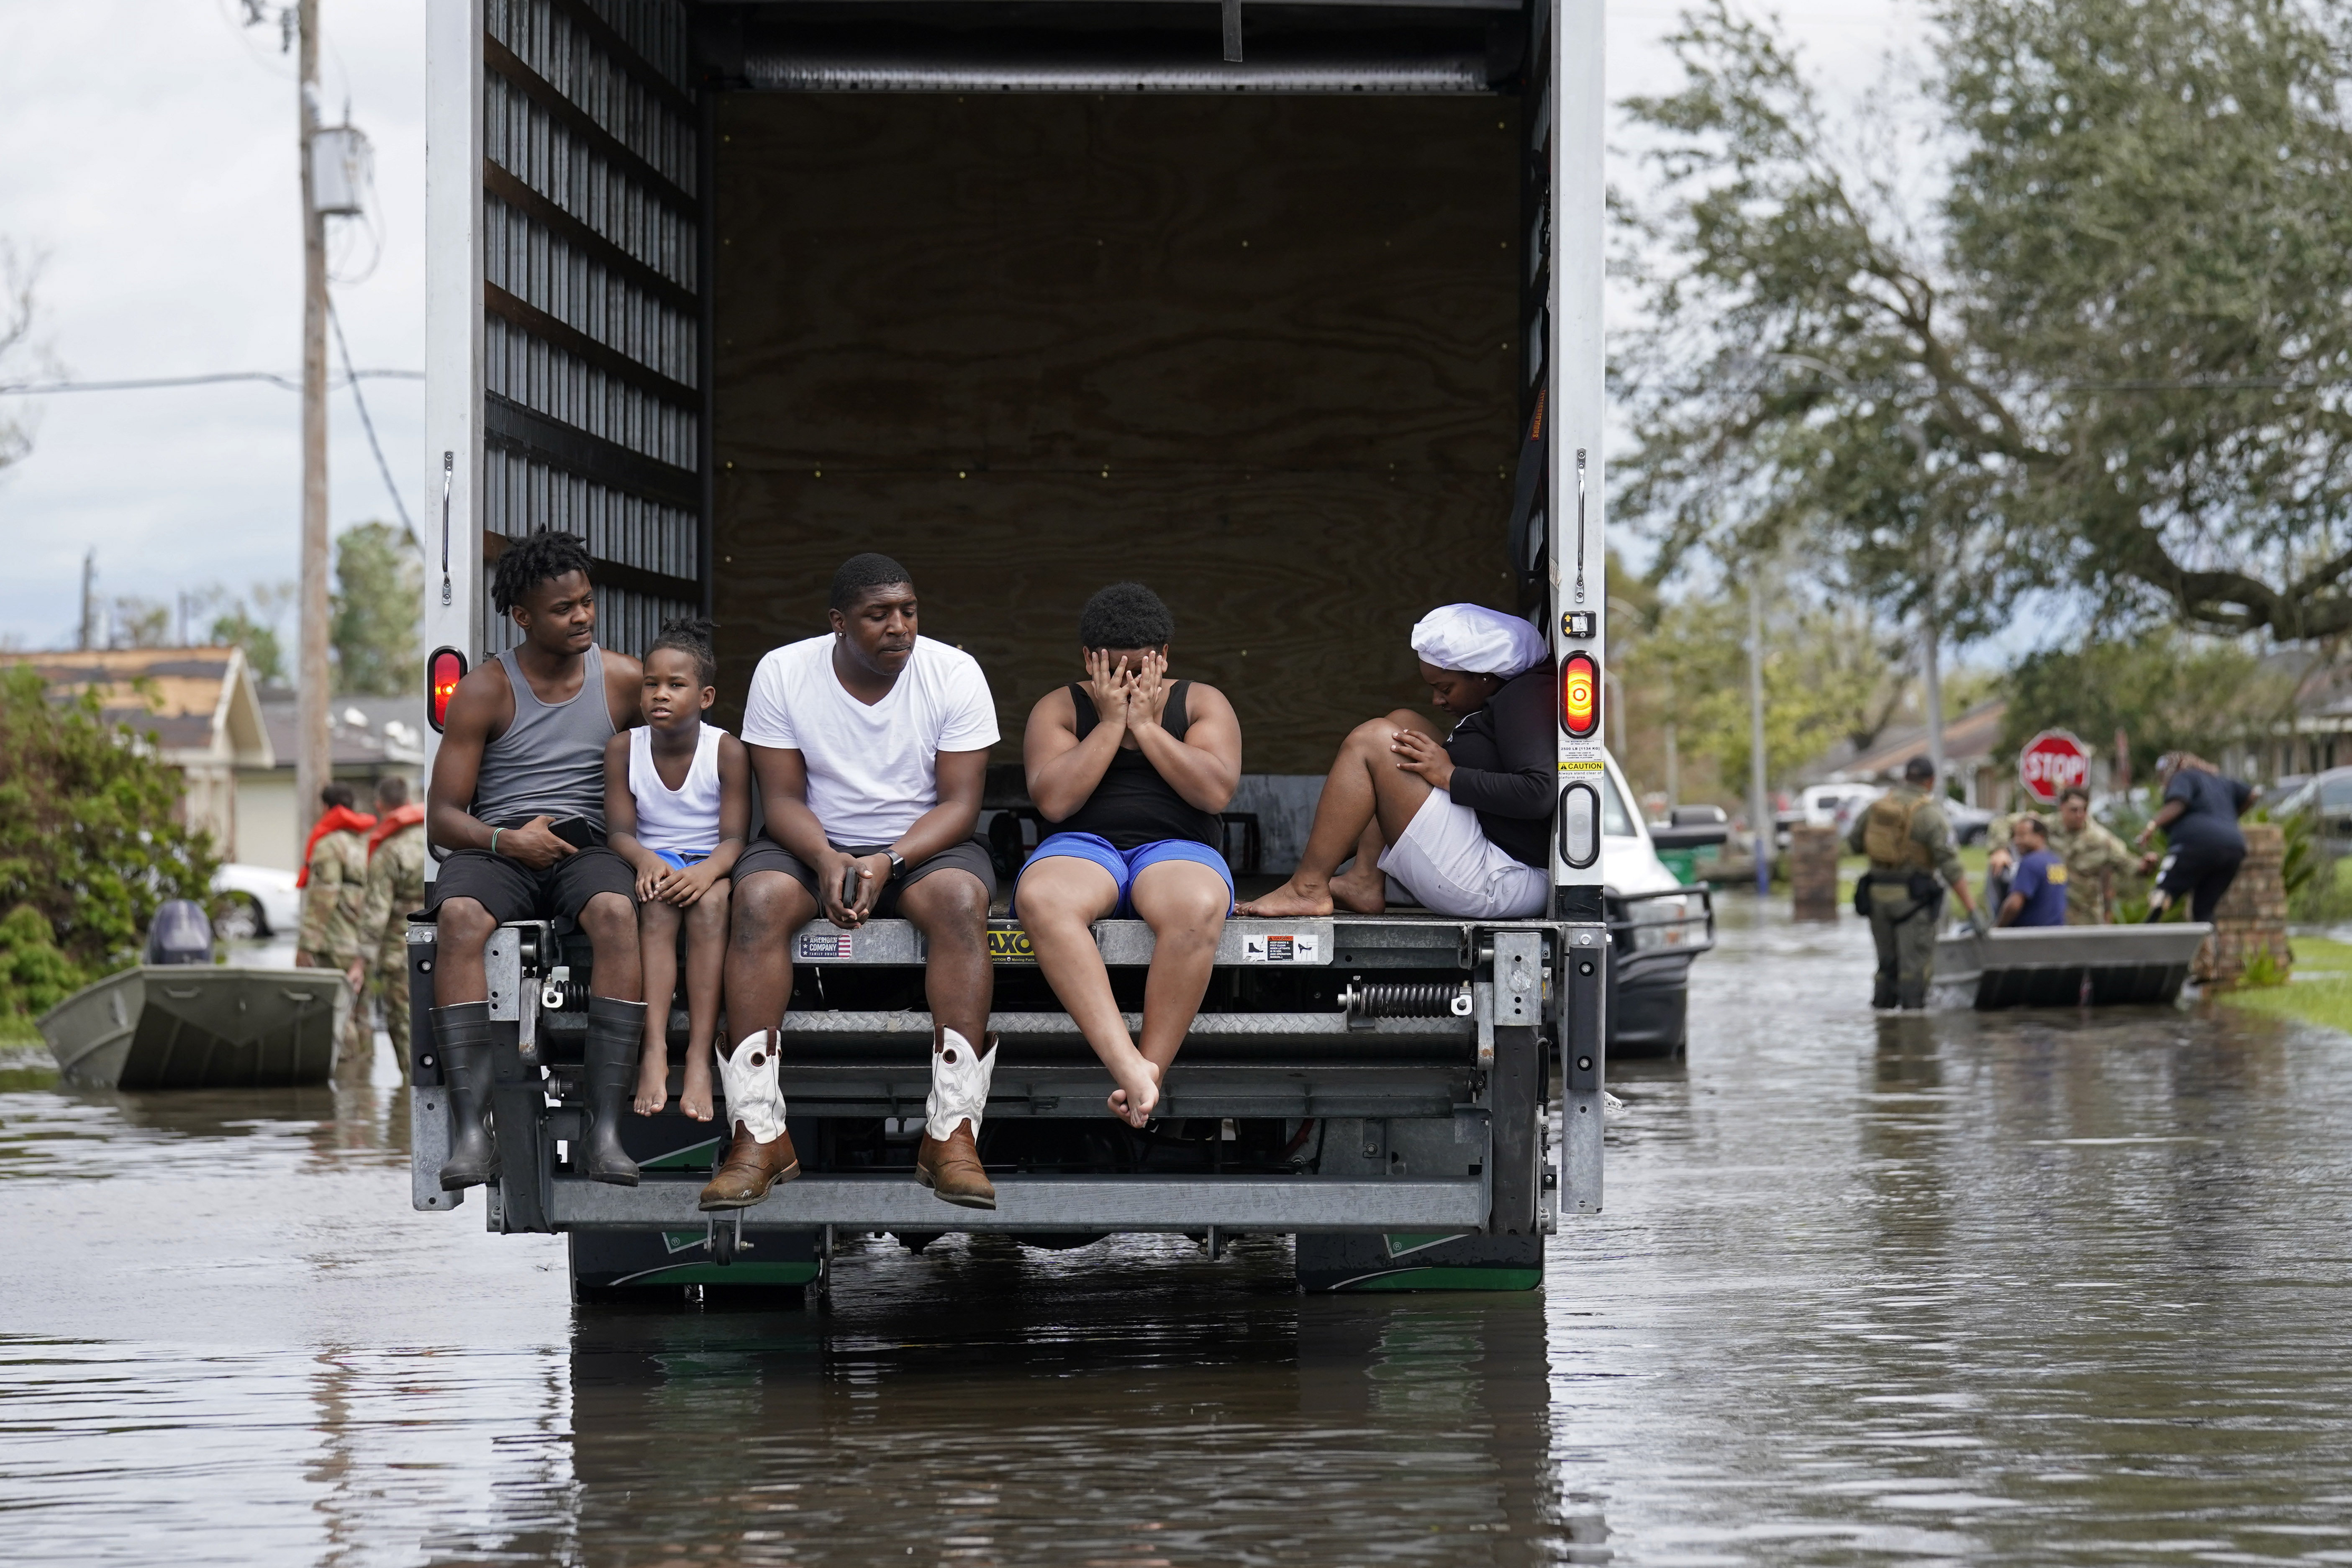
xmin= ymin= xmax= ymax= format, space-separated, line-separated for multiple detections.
xmin=421 ymin=530 xmax=649 ymax=1192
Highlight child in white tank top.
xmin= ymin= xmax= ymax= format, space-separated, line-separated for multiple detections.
xmin=603 ymin=619 xmax=752 ymax=1123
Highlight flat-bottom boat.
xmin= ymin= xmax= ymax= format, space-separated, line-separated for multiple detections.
xmin=37 ymin=965 xmax=350 ymax=1089
xmin=1931 ymin=922 xmax=2214 ymax=1010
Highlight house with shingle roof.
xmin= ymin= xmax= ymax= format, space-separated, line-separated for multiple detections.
xmin=0 ymin=647 xmax=274 ymax=857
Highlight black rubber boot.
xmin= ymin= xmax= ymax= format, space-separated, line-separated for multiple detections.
xmin=576 ymin=996 xmax=646 ymax=1186
xmin=434 ymin=1002 xmax=500 ymax=1191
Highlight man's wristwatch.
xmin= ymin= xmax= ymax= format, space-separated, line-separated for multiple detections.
xmin=883 ymin=849 xmax=907 ymax=880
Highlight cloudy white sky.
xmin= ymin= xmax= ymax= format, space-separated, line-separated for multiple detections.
xmin=0 ymin=0 xmax=1924 ymax=652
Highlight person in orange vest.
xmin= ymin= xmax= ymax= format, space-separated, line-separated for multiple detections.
xmin=295 ymin=782 xmax=375 ymax=1072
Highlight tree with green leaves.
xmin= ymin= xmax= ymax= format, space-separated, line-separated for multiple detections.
xmin=330 ymin=521 xmax=421 ymax=696
xmin=0 ymin=666 xmax=219 ymax=994
xmin=1616 ymin=0 xmax=2352 ymax=640
xmin=2000 ymin=631 xmax=2293 ymax=782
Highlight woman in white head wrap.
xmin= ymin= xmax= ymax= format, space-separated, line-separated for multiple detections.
xmin=1239 ymin=604 xmax=1554 ymax=920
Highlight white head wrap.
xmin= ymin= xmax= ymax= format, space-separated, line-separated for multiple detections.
xmin=1409 ymin=604 xmax=1548 ymax=677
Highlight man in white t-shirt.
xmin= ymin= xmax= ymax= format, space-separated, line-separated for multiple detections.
xmin=702 ymin=552 xmax=1005 ymax=1213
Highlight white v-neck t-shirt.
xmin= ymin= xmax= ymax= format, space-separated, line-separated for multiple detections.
xmin=739 ymin=634 xmax=999 ymax=844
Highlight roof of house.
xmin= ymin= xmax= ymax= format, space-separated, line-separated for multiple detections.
xmin=0 ymin=646 xmax=274 ymax=767
xmin=1829 ymin=698 xmax=2009 ymax=783
xmin=257 ymin=692 xmax=428 ymax=772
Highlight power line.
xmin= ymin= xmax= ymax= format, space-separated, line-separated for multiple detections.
xmin=0 ymin=369 xmax=420 ymax=395
xmin=327 ymin=297 xmax=418 ymax=549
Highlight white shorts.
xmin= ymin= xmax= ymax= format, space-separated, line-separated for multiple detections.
xmin=1376 ymin=790 xmax=1548 ymax=919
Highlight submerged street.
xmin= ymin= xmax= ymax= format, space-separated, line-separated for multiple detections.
xmin=4 ymin=903 xmax=2349 ymax=1566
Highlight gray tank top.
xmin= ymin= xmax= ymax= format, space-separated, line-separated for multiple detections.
xmin=470 ymin=644 xmax=617 ymax=831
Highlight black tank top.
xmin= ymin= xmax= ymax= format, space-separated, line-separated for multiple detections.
xmin=1057 ymin=680 xmax=1222 ymax=850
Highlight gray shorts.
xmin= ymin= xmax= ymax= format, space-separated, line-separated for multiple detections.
xmin=731 ymin=834 xmax=997 ymax=916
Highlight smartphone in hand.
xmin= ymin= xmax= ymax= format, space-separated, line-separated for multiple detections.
xmin=549 ymin=816 xmax=596 ymax=850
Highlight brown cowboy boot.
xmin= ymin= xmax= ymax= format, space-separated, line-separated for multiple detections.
xmin=698 ymin=1029 xmax=799 ymax=1211
xmin=916 ymin=1027 xmax=997 ymax=1209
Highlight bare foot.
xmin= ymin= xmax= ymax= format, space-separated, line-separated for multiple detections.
xmin=1106 ymin=1057 xmax=1161 ymax=1128
xmin=633 ymin=1042 xmax=670 ymax=1116
xmin=679 ymin=1047 xmax=715 ymax=1122
xmin=1236 ymin=879 xmax=1335 ymax=918
xmin=1328 ymin=865 xmax=1388 ymax=914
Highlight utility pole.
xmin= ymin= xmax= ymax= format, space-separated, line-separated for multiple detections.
xmin=1747 ymin=575 xmax=1771 ymax=898
xmin=78 ymin=549 xmax=95 ymax=650
xmin=1921 ymin=617 xmax=1946 ymax=796
xmin=295 ymin=0 xmax=331 ymax=837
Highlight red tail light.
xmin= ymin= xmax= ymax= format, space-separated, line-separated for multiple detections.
xmin=1560 ymin=652 xmax=1600 ymax=739
xmin=426 ymin=647 xmax=467 ymax=733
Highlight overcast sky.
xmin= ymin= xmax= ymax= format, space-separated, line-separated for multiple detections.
xmin=0 ymin=0 xmax=1923 ymax=652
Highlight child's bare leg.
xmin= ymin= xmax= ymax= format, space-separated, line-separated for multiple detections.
xmin=634 ymin=899 xmax=682 ymax=1115
xmin=1126 ymin=860 xmax=1229 ymax=1110
xmin=678 ymin=883 xmax=729 ymax=1121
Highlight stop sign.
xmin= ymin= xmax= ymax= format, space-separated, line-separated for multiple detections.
xmin=2018 ymin=729 xmax=2091 ymax=805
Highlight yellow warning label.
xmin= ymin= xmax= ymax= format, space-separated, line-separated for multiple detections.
xmin=1557 ymin=760 xmax=1605 ymax=772
xmin=987 ymin=928 xmax=1037 ymax=963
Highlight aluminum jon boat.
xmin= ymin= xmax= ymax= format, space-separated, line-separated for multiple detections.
xmin=1931 ymin=923 xmax=2215 ymax=1011
xmin=37 ymin=966 xmax=351 ymax=1089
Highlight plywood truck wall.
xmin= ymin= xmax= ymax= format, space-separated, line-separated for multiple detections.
xmin=708 ymin=93 xmax=1521 ymax=774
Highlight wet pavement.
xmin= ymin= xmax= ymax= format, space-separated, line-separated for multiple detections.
xmin=4 ymin=903 xmax=2350 ymax=1565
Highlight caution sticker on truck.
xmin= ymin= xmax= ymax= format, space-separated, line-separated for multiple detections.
xmin=1244 ymin=933 xmax=1321 ymax=963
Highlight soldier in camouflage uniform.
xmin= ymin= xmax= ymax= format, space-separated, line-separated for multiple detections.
xmin=350 ymin=776 xmax=428 ymax=1081
xmin=296 ymin=783 xmax=377 ymax=1075
xmin=1847 ymin=757 xmax=1986 ymax=1010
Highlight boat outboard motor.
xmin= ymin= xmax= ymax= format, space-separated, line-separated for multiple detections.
xmin=145 ymin=900 xmax=214 ymax=966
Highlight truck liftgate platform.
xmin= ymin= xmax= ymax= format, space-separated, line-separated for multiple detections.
xmin=406 ymin=913 xmax=1598 ymax=1297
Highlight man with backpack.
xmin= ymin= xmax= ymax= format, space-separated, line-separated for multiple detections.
xmin=1847 ymin=756 xmax=1986 ymax=1011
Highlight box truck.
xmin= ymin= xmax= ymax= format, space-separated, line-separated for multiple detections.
xmin=409 ymin=0 xmax=1699 ymax=1298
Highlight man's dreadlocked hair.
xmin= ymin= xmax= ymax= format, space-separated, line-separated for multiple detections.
xmin=491 ymin=529 xmax=597 ymax=614
xmin=647 ymin=615 xmax=719 ymax=686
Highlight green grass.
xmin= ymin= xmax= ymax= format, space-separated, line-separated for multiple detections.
xmin=2218 ymin=936 xmax=2352 ymax=1036
xmin=0 ymin=1013 xmax=44 ymax=1047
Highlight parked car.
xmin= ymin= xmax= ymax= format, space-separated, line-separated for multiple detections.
xmin=1799 ymin=783 xmax=1879 ymax=829
xmin=211 ymin=864 xmax=300 ymax=942
xmin=2272 ymin=767 xmax=2352 ymax=857
xmin=1602 ymin=760 xmax=1718 ymax=1057
xmin=1944 ymin=800 xmax=1995 ymax=846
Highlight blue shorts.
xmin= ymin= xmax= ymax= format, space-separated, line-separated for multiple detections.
xmin=1012 ymin=833 xmax=1235 ymax=919
xmin=650 ymin=849 xmax=708 ymax=871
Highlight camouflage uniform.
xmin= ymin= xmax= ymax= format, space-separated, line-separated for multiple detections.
xmin=357 ymin=818 xmax=429 ymax=1079
xmin=299 ymin=827 xmax=372 ymax=968
xmin=1848 ymin=784 xmax=1968 ymax=1010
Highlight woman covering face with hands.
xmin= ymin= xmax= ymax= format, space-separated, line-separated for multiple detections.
xmin=1239 ymin=603 xmax=1553 ymax=921
xmin=1017 ymin=584 xmax=1243 ymax=1127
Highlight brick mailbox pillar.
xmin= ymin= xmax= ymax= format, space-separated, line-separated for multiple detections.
xmin=2199 ymin=822 xmax=2291 ymax=989
xmin=1789 ymin=824 xmax=1840 ymax=923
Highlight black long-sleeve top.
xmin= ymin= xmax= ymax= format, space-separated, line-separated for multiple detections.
xmin=1442 ymin=669 xmax=1554 ymax=869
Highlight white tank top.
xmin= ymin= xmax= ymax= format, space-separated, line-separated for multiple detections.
xmin=628 ymin=724 xmax=724 ymax=857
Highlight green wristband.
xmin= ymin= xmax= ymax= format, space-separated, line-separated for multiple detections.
xmin=490 ymin=827 xmax=502 ymax=857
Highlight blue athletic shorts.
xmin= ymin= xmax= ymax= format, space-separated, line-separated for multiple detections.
xmin=1013 ymin=832 xmax=1235 ymax=918
xmin=650 ymin=849 xmax=708 ymax=871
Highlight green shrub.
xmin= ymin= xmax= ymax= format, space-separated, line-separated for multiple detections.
xmin=0 ymin=665 xmax=220 ymax=976
xmin=0 ymin=903 xmax=86 ymax=1025
xmin=2239 ymin=949 xmax=2290 ymax=990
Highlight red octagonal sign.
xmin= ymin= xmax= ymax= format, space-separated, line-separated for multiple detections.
xmin=2018 ymin=729 xmax=2091 ymax=806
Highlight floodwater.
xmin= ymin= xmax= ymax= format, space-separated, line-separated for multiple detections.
xmin=5 ymin=906 xmax=2351 ymax=1566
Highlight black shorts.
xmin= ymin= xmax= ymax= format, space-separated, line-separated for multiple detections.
xmin=422 ymin=846 xmax=637 ymax=925
xmin=732 ymin=834 xmax=997 ymax=916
